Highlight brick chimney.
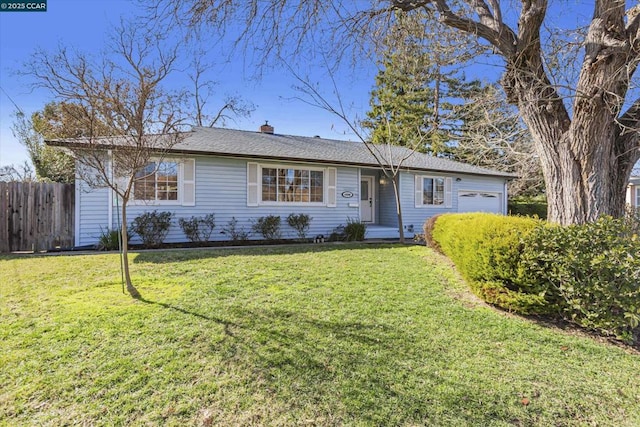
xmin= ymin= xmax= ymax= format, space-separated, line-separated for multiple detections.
xmin=259 ymin=121 xmax=274 ymax=134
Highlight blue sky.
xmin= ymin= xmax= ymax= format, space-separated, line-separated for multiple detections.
xmin=0 ymin=0 xmax=375 ymax=168
xmin=0 ymin=1 xmax=633 ymax=171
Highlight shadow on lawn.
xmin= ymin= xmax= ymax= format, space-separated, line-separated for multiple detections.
xmin=132 ymin=242 xmax=401 ymax=264
xmin=138 ymin=297 xmax=237 ymax=338
xmin=141 ymin=297 xmax=530 ymax=425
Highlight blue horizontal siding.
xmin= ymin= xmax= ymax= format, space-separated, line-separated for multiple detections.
xmin=399 ymin=171 xmax=507 ymax=235
xmin=112 ymin=156 xmax=360 ymax=244
xmin=77 ymin=181 xmax=109 ymax=247
xmin=76 ymin=154 xmax=508 ymax=247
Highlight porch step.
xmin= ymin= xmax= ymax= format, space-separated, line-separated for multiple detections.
xmin=365 ymin=225 xmax=414 ymax=240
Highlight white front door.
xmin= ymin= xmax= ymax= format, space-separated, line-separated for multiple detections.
xmin=360 ymin=176 xmax=375 ymax=223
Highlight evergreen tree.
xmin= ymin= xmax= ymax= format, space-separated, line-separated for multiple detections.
xmin=362 ymin=13 xmax=474 ymax=157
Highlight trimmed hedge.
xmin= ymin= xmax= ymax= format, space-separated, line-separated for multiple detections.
xmin=508 ymin=198 xmax=547 ymax=219
xmin=519 ymin=217 xmax=640 ymax=343
xmin=427 ymin=213 xmax=640 ymax=344
xmin=427 ymin=213 xmax=548 ymax=314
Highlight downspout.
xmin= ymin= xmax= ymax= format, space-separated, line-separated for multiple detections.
xmin=74 ymin=163 xmax=81 ymax=247
xmin=503 ymin=180 xmax=509 ymax=215
xmin=107 ymin=150 xmax=113 ymax=230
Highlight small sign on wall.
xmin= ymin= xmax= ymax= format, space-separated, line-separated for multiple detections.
xmin=341 ymin=191 xmax=354 ymax=198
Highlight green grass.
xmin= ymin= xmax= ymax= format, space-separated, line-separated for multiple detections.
xmin=1 ymin=244 xmax=638 ymax=426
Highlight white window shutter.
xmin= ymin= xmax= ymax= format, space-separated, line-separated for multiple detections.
xmin=445 ymin=177 xmax=453 ymax=208
xmin=182 ymin=158 xmax=196 ymax=206
xmin=327 ymin=167 xmax=337 ymax=207
xmin=247 ymin=162 xmax=259 ymax=206
xmin=415 ymin=175 xmax=423 ymax=208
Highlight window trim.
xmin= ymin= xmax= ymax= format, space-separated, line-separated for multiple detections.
xmin=129 ymin=158 xmax=183 ymax=206
xmin=415 ymin=175 xmax=452 ymax=208
xmin=635 ymin=187 xmax=640 ymax=207
xmin=256 ymin=163 xmax=328 ymax=206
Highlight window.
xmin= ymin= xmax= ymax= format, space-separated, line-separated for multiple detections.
xmin=423 ymin=177 xmax=445 ymax=205
xmin=260 ymin=167 xmax=324 ymax=203
xmin=134 ymin=161 xmax=179 ymax=202
xmin=636 ymin=187 xmax=640 ymax=207
xmin=415 ymin=175 xmax=452 ymax=208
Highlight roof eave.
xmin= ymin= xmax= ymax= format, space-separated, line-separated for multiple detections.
xmin=46 ymin=139 xmax=517 ymax=179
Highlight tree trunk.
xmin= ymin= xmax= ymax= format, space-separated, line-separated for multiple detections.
xmin=392 ymin=174 xmax=406 ymax=243
xmin=120 ymin=203 xmax=141 ymax=299
xmin=501 ymin=4 xmax=639 ymax=226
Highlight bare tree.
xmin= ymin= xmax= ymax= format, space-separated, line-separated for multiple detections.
xmin=289 ymin=61 xmax=428 ymax=243
xmin=0 ymin=162 xmax=35 ymax=182
xmin=152 ymin=0 xmax=640 ymax=225
xmin=454 ymin=84 xmax=544 ymax=198
xmin=24 ymin=23 xmax=189 ymax=298
xmin=189 ymin=55 xmax=255 ymax=127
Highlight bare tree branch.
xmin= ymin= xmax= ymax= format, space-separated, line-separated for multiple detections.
xmin=24 ymin=21 xmax=191 ymax=297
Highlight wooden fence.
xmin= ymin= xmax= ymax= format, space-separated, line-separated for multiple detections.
xmin=0 ymin=182 xmax=75 ymax=253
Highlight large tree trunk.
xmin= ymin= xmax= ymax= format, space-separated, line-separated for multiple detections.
xmin=500 ymin=1 xmax=640 ymax=225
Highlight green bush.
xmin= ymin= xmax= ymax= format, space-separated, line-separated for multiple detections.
xmin=252 ymin=215 xmax=282 ymax=241
xmin=519 ymin=217 xmax=640 ymax=343
xmin=178 ymin=214 xmax=216 ymax=242
xmin=508 ymin=198 xmax=548 ymax=219
xmin=96 ymin=227 xmax=121 ymax=251
xmin=287 ymin=213 xmax=312 ymax=240
xmin=344 ymin=218 xmax=366 ymax=241
xmin=221 ymin=217 xmax=250 ymax=242
xmin=130 ymin=210 xmax=173 ymax=248
xmin=430 ymin=213 xmax=548 ymax=314
xmin=624 ymin=205 xmax=640 ymax=236
xmin=422 ymin=214 xmax=442 ymax=251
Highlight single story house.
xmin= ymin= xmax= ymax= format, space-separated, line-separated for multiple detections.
xmin=627 ymin=176 xmax=640 ymax=209
xmin=48 ymin=124 xmax=515 ymax=247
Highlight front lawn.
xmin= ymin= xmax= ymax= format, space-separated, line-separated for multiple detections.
xmin=1 ymin=244 xmax=638 ymax=426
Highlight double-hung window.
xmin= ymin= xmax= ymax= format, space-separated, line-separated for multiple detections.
xmin=422 ymin=177 xmax=445 ymax=205
xmin=120 ymin=158 xmax=195 ymax=206
xmin=415 ymin=175 xmax=452 ymax=208
xmin=261 ymin=167 xmax=324 ymax=203
xmin=636 ymin=187 xmax=640 ymax=207
xmin=134 ymin=161 xmax=179 ymax=202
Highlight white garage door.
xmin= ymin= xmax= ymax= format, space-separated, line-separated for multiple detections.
xmin=458 ymin=191 xmax=503 ymax=213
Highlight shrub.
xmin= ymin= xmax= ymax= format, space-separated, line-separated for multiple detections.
xmin=96 ymin=227 xmax=121 ymax=251
xmin=287 ymin=213 xmax=312 ymax=240
xmin=130 ymin=210 xmax=173 ymax=248
xmin=328 ymin=225 xmax=346 ymax=242
xmin=221 ymin=217 xmax=250 ymax=242
xmin=624 ymin=205 xmax=640 ymax=237
xmin=344 ymin=218 xmax=366 ymax=241
xmin=422 ymin=214 xmax=442 ymax=251
xmin=430 ymin=213 xmax=547 ymax=314
xmin=178 ymin=214 xmax=216 ymax=242
xmin=508 ymin=197 xmax=548 ymax=219
xmin=519 ymin=217 xmax=640 ymax=343
xmin=252 ymin=215 xmax=282 ymax=241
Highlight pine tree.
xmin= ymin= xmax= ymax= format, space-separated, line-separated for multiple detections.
xmin=362 ymin=14 xmax=473 ymax=157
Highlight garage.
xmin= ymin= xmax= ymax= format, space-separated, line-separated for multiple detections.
xmin=458 ymin=191 xmax=503 ymax=213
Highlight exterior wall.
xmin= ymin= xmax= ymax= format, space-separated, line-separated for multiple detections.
xmin=73 ymin=155 xmax=360 ymax=246
xmin=398 ymin=171 xmax=508 ymax=236
xmin=626 ymin=179 xmax=640 ymax=208
xmin=378 ymin=176 xmax=398 ymax=227
xmin=75 ymin=154 xmax=509 ymax=246
xmin=76 ymin=180 xmax=110 ymax=247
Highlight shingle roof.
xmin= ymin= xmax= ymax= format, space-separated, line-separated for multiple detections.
xmin=47 ymin=126 xmax=516 ymax=178
xmin=177 ymin=127 xmax=515 ymax=178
